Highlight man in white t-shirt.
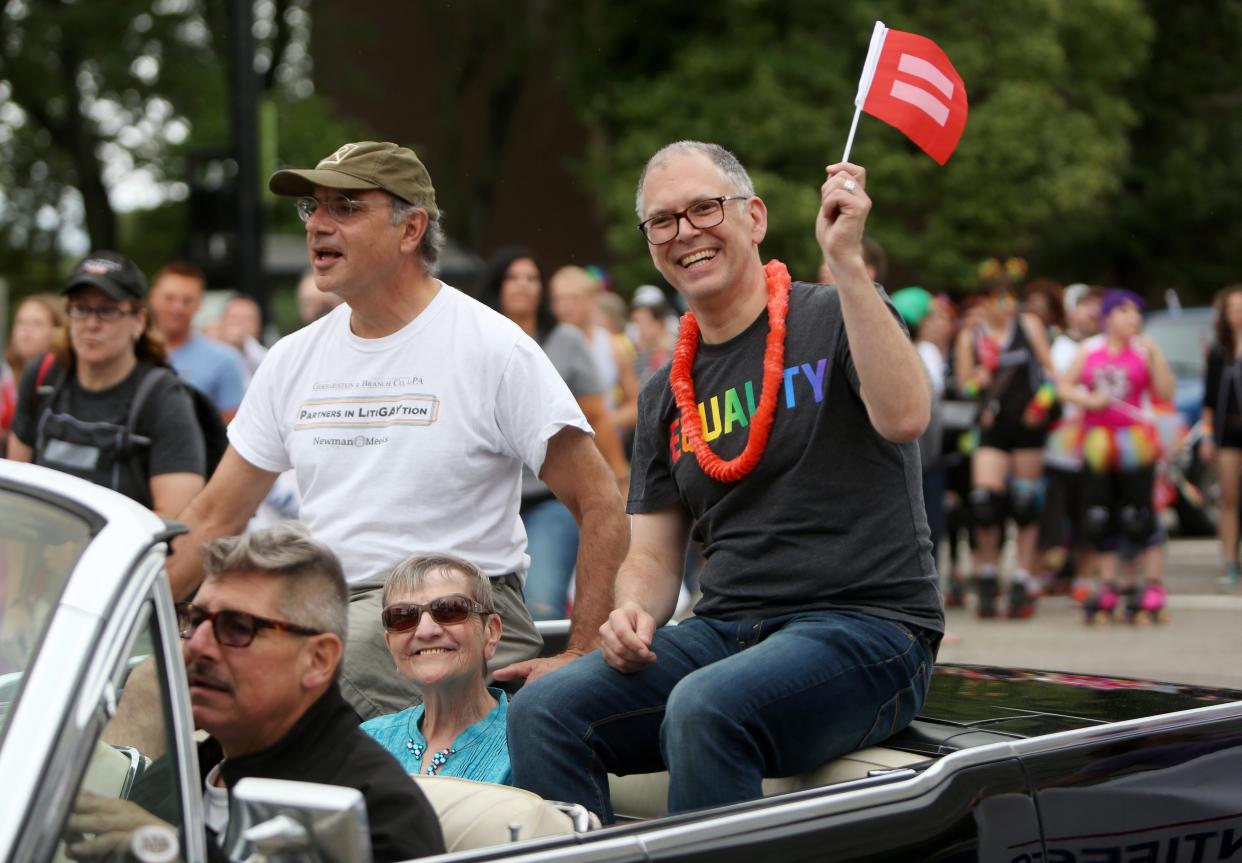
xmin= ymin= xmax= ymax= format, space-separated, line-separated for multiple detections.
xmin=167 ymin=141 xmax=628 ymax=719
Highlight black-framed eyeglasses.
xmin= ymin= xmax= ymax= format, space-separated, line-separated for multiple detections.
xmin=176 ymin=601 xmax=323 ymax=648
xmin=66 ymin=303 xmax=136 ymax=322
xmin=637 ymin=195 xmax=750 ymax=245
xmin=381 ymin=594 xmax=491 ymax=633
xmin=296 ymin=195 xmax=386 ymax=223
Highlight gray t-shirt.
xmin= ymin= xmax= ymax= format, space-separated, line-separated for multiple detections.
xmin=629 ymin=282 xmax=943 ymax=635
xmin=521 ymin=324 xmax=602 ymax=501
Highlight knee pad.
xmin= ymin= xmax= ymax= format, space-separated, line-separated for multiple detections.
xmin=1119 ymin=505 xmax=1154 ymax=543
xmin=1082 ymin=505 xmax=1112 ymax=543
xmin=1009 ymin=478 xmax=1046 ymax=526
xmin=968 ymin=488 xmax=1007 ymax=528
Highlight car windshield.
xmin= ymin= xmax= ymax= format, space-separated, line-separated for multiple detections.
xmin=0 ymin=489 xmax=93 ymax=745
xmin=1145 ymin=314 xmax=1212 ymax=378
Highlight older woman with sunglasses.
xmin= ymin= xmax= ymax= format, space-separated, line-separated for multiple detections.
xmin=361 ymin=552 xmax=511 ymax=785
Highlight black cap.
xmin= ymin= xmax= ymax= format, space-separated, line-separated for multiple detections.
xmin=64 ymin=251 xmax=148 ymax=302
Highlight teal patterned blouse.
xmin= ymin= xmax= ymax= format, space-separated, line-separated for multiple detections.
xmin=361 ymin=688 xmax=511 ymax=785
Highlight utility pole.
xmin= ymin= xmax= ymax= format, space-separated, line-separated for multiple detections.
xmin=229 ymin=0 xmax=265 ymax=315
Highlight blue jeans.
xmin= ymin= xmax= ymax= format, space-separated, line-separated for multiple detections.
xmin=520 ymin=497 xmax=580 ymax=621
xmin=508 ymin=610 xmax=934 ymax=822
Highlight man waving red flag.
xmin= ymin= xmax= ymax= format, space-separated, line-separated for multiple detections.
xmin=851 ymin=23 xmax=968 ymax=165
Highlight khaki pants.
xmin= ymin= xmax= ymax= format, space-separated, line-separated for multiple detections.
xmin=339 ymin=573 xmax=542 ymax=720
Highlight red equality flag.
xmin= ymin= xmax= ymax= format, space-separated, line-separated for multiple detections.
xmin=853 ymin=23 xmax=968 ymax=165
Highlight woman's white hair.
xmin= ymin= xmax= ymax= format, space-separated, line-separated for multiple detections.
xmin=382 ymin=552 xmax=496 ymax=613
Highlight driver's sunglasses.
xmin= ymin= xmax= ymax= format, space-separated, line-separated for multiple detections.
xmin=381 ymin=594 xmax=491 ymax=632
xmin=175 ymin=601 xmax=323 ymax=648
xmin=296 ymin=195 xmax=385 ymax=223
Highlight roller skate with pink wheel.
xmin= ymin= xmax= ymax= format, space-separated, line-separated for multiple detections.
xmin=1082 ymin=584 xmax=1119 ymax=625
xmin=1134 ymin=582 xmax=1168 ymax=625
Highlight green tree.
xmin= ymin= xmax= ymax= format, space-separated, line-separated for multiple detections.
xmin=422 ymin=0 xmax=556 ymax=251
xmin=1037 ymin=0 xmax=1242 ymax=301
xmin=0 ymin=1 xmax=221 ymax=257
xmin=558 ymin=0 xmax=1154 ymax=294
xmin=0 ymin=0 xmax=366 ymax=297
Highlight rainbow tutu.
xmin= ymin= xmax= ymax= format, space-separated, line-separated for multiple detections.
xmin=1081 ymin=424 xmax=1161 ymax=473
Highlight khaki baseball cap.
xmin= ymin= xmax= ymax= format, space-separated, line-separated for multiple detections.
xmin=268 ymin=141 xmax=439 ymax=219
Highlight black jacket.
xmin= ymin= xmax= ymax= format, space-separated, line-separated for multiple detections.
xmin=137 ymin=684 xmax=444 ymax=861
xmin=204 ymin=685 xmax=444 ymax=861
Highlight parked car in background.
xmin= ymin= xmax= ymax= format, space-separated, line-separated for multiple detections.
xmin=4 ymin=459 xmax=1242 ymax=863
xmin=1145 ymin=306 xmax=1214 ymax=428
xmin=1144 ymin=305 xmax=1218 ymax=535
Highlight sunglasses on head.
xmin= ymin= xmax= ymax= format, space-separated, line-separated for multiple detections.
xmin=381 ymin=594 xmax=490 ymax=632
xmin=176 ymin=601 xmax=323 ymax=648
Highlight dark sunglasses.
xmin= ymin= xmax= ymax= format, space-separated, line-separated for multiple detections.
xmin=381 ymin=594 xmax=491 ymax=632
xmin=176 ymin=601 xmax=323 ymax=648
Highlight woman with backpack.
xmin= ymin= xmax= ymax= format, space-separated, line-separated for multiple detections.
xmin=7 ymin=251 xmax=206 ymax=517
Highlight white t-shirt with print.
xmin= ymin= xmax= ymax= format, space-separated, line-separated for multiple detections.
xmin=229 ymin=283 xmax=590 ymax=584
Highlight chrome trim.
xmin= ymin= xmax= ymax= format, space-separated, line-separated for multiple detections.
xmin=545 ymin=800 xmax=595 ymax=833
xmin=533 ymin=617 xmax=677 ymax=642
xmin=1006 ymin=696 xmax=1242 ymax=757
xmin=534 ymin=619 xmax=572 ymax=639
xmin=151 ymin=559 xmax=209 ymax=863
xmin=424 ymin=834 xmax=649 ymax=863
xmin=110 ymin=745 xmax=147 ymax=798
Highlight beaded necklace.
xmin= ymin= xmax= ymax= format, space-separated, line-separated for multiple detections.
xmin=405 ymin=739 xmax=455 ymax=776
xmin=669 ymin=259 xmax=791 ymax=483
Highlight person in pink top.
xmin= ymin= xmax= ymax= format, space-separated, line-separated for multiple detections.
xmin=1058 ymin=289 xmax=1175 ymax=622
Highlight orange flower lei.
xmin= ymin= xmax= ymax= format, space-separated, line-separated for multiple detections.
xmin=669 ymin=259 xmax=791 ymax=483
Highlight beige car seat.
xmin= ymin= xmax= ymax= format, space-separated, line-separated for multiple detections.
xmin=608 ymin=745 xmax=925 ymax=820
xmin=411 ymin=774 xmax=599 ymax=852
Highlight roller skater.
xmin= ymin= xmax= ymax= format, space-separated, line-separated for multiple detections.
xmin=1058 ymin=289 xmax=1175 ymax=627
xmin=1200 ymin=285 xmax=1242 ymax=593
xmin=955 ymin=263 xmax=1056 ymax=619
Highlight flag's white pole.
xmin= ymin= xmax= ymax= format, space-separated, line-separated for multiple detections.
xmin=842 ymin=21 xmax=888 ymax=163
xmin=841 ymin=108 xmax=864 ymax=164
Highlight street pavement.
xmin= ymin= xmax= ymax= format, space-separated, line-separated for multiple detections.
xmin=937 ymin=537 xmax=1242 ymax=690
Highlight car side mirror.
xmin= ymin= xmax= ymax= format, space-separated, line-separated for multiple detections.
xmin=227 ymin=777 xmax=372 ymax=863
